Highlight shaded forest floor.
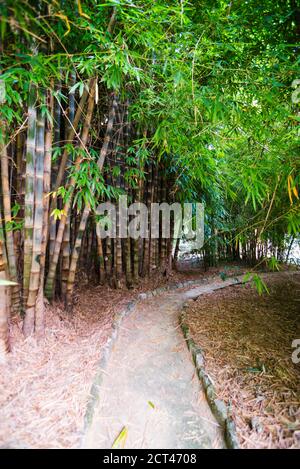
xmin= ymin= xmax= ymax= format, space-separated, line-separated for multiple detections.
xmin=0 ymin=263 xmax=242 ymax=449
xmin=186 ymin=271 xmax=300 ymax=449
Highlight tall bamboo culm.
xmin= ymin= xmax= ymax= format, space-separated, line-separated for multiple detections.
xmin=65 ymin=92 xmax=117 ymax=304
xmin=35 ymin=88 xmax=53 ymax=336
xmin=23 ymin=109 xmax=45 ymax=336
xmin=45 ymin=79 xmax=96 ymax=300
xmin=0 ymin=238 xmax=10 ymax=360
xmin=23 ymin=85 xmax=37 ymax=307
xmin=0 ymin=123 xmax=21 ymax=314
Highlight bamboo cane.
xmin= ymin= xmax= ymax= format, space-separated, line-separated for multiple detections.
xmin=45 ymin=79 xmax=96 ymax=300
xmin=23 ymin=110 xmax=45 ymax=336
xmin=0 ymin=123 xmax=21 ymax=314
xmin=65 ymin=93 xmax=117 ymax=304
xmin=23 ymin=85 xmax=37 ymax=307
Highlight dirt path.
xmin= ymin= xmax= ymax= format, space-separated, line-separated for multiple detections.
xmin=83 ymin=276 xmax=243 ymax=449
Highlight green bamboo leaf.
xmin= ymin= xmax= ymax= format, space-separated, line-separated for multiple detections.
xmin=112 ymin=426 xmax=128 ymax=449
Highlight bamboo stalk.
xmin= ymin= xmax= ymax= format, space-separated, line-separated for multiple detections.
xmin=123 ymin=100 xmax=133 ymax=288
xmin=61 ymin=213 xmax=70 ymax=298
xmin=142 ymin=161 xmax=151 ymax=277
xmin=0 ymin=237 xmax=10 ymax=360
xmin=49 ymin=82 xmax=61 ymax=258
xmin=35 ymin=88 xmax=53 ymax=336
xmin=61 ymin=74 xmax=76 ymax=298
xmin=45 ymin=79 xmax=96 ymax=300
xmin=114 ymin=98 xmax=123 ymax=288
xmin=23 ymin=85 xmax=37 ymax=307
xmin=96 ymin=226 xmax=105 ymax=285
xmin=52 ymin=85 xmax=89 ymax=194
xmin=23 ymin=110 xmax=45 ymax=336
xmin=0 ymin=122 xmax=21 ymax=314
xmin=65 ymin=204 xmax=89 ymax=309
xmin=65 ymin=93 xmax=118 ymax=302
xmin=150 ymin=164 xmax=158 ymax=271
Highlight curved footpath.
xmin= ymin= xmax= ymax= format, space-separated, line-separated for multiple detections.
xmin=82 ymin=276 xmax=244 ymax=449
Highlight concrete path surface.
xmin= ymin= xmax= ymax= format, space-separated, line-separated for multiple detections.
xmin=83 ymin=276 xmax=241 ymax=449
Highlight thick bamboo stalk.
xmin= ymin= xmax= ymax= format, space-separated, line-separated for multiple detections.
xmin=65 ymin=93 xmax=118 ymax=301
xmin=0 ymin=238 xmax=10 ymax=361
xmin=45 ymin=79 xmax=96 ymax=300
xmin=61 ymin=76 xmax=76 ymax=298
xmin=52 ymin=85 xmax=89 ymax=194
xmin=65 ymin=204 xmax=90 ymax=309
xmin=97 ymin=93 xmax=117 ymax=171
xmin=48 ymin=84 xmax=88 ymax=263
xmin=35 ymin=88 xmax=53 ymax=336
xmin=133 ymin=154 xmax=145 ymax=282
xmin=150 ymin=164 xmax=158 ymax=271
xmin=23 ymin=85 xmax=37 ymax=306
xmin=105 ymin=238 xmax=113 ymax=279
xmin=114 ymin=99 xmax=123 ymax=288
xmin=123 ymin=101 xmax=133 ymax=288
xmin=159 ymin=172 xmax=167 ymax=268
xmin=95 ymin=220 xmax=105 ymax=285
xmin=115 ymin=232 xmax=122 ymax=288
xmin=61 ymin=214 xmax=70 ymax=298
xmin=49 ymin=82 xmax=61 ymax=258
xmin=0 ymin=123 xmax=21 ymax=314
xmin=16 ymin=131 xmax=24 ymax=203
xmin=142 ymin=162 xmax=152 ymax=276
xmin=166 ymin=209 xmax=174 ymax=279
xmin=23 ymin=111 xmax=45 ymax=336
xmin=14 ymin=131 xmax=24 ymax=278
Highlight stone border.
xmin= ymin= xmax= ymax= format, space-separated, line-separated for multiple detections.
xmin=180 ymin=288 xmax=242 ymax=449
xmin=81 ymin=274 xmax=243 ymax=447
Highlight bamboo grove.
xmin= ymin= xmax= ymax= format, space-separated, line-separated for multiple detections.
xmin=0 ymin=0 xmax=299 ymax=349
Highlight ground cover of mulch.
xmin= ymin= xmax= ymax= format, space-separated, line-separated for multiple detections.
xmin=185 ymin=271 xmax=300 ymax=449
xmin=0 ymin=264 xmax=242 ymax=449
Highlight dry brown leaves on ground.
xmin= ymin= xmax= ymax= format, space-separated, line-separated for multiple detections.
xmin=186 ymin=271 xmax=300 ymax=449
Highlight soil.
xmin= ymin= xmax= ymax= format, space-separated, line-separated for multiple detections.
xmin=185 ymin=271 xmax=300 ymax=449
